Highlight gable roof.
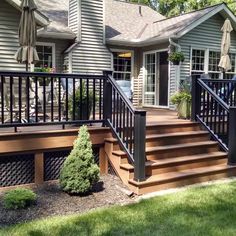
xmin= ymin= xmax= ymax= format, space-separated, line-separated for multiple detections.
xmin=107 ymin=3 xmax=236 ymax=46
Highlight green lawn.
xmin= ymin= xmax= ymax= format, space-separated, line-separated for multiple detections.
xmin=1 ymin=180 xmax=236 ymax=236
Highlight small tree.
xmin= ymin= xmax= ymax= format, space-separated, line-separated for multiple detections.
xmin=59 ymin=126 xmax=100 ymax=194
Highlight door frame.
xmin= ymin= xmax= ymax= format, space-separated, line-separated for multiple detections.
xmin=143 ymin=48 xmax=170 ymax=108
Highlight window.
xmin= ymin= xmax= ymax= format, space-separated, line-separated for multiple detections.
xmin=191 ymin=49 xmax=205 ymax=73
xmin=35 ymin=44 xmax=55 ymax=69
xmin=113 ymin=52 xmax=132 ymax=81
xmin=208 ymin=51 xmax=221 ymax=79
xmin=191 ymin=48 xmax=236 ymax=79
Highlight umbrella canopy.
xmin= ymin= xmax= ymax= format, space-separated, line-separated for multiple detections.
xmin=218 ymin=18 xmax=233 ymax=72
xmin=14 ymin=0 xmax=39 ymax=68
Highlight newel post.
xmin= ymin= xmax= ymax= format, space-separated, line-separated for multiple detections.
xmin=134 ymin=110 xmax=146 ymax=182
xmin=228 ymin=107 xmax=236 ymax=165
xmin=191 ymin=75 xmax=199 ymax=121
xmin=103 ymin=71 xmax=113 ymax=124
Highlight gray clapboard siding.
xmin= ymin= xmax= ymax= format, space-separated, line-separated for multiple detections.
xmin=179 ymin=14 xmax=236 ymax=80
xmin=68 ymin=0 xmax=111 ymax=74
xmin=0 ymin=0 xmax=24 ymax=71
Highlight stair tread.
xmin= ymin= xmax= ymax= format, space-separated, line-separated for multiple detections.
xmin=146 ymin=121 xmax=198 ymax=127
xmin=147 ymin=131 xmax=209 ymax=139
xmin=113 ymin=150 xmax=126 ymax=156
xmin=129 ymin=164 xmax=236 ymax=186
xmin=146 ymin=141 xmax=218 ymax=152
xmin=120 ymin=152 xmax=227 ymax=171
xmin=104 ymin=137 xmax=118 ymax=143
xmin=147 ymin=152 xmax=227 ymax=165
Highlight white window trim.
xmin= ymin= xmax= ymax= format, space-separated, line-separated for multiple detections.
xmin=35 ymin=42 xmax=56 ymax=69
xmin=111 ymin=49 xmax=134 ymax=91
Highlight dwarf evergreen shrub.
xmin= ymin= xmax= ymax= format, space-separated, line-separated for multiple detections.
xmin=3 ymin=188 xmax=37 ymax=210
xmin=59 ymin=125 xmax=100 ymax=194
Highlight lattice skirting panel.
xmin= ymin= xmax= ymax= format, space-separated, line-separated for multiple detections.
xmin=0 ymin=154 xmax=35 ymax=187
xmin=44 ymin=148 xmax=100 ymax=181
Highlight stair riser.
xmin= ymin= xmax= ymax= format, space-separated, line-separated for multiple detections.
xmin=146 ymin=158 xmax=227 ymax=175
xmin=131 ymin=168 xmax=236 ymax=195
xmin=146 ymin=134 xmax=210 ymax=147
xmin=146 ymin=125 xmax=201 ymax=135
xmin=147 ymin=145 xmax=219 ymax=160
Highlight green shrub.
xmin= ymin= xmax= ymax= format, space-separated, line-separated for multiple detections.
xmin=3 ymin=188 xmax=37 ymax=210
xmin=59 ymin=125 xmax=100 ymax=194
xmin=68 ymin=82 xmax=96 ymax=120
xmin=168 ymin=51 xmax=185 ymax=64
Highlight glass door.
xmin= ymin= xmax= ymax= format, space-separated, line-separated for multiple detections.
xmin=144 ymin=53 xmax=157 ymax=106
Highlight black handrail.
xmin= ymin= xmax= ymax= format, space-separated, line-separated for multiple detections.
xmin=103 ymin=71 xmax=146 ymax=182
xmin=191 ymin=75 xmax=236 ymax=164
xmin=0 ymin=71 xmax=105 ymax=130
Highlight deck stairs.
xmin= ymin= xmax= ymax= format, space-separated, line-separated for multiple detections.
xmin=104 ymin=121 xmax=236 ymax=195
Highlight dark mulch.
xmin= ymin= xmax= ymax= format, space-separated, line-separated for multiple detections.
xmin=0 ymin=175 xmax=136 ymax=227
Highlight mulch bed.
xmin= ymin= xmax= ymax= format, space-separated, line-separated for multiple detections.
xmin=0 ymin=175 xmax=136 ymax=227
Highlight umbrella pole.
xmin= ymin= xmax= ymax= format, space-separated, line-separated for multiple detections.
xmin=26 ymin=62 xmax=28 ymax=72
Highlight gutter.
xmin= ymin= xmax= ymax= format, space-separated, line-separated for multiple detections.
xmin=169 ymin=38 xmax=181 ymax=52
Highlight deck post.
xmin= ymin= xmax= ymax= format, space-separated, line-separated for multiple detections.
xmin=134 ymin=110 xmax=146 ymax=182
xmin=191 ymin=75 xmax=200 ymax=121
xmin=103 ymin=71 xmax=113 ymax=124
xmin=228 ymin=107 xmax=236 ymax=165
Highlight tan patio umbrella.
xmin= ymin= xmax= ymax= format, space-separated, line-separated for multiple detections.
xmin=218 ymin=18 xmax=233 ymax=74
xmin=14 ymin=0 xmax=39 ymax=71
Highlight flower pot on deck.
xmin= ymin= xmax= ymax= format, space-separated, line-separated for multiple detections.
xmin=177 ymin=99 xmax=191 ymax=119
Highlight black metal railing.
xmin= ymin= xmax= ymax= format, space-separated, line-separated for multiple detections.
xmin=0 ymin=70 xmax=147 ymax=182
xmin=191 ymin=75 xmax=236 ymax=164
xmin=0 ymin=71 xmax=105 ymax=130
xmin=103 ymin=71 xmax=146 ymax=181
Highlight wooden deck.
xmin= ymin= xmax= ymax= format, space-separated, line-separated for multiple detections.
xmin=0 ymin=109 xmax=180 ymax=134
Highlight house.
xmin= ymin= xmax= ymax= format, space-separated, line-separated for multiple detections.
xmin=1 ymin=0 xmax=236 ymax=109
xmin=1 ymin=0 xmax=236 ymax=194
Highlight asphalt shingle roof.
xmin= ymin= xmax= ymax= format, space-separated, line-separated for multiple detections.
xmin=34 ymin=0 xmax=75 ymax=38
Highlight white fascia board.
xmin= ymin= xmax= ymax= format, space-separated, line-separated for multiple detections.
xmin=37 ymin=31 xmax=76 ymax=40
xmin=176 ymin=4 xmax=236 ymax=38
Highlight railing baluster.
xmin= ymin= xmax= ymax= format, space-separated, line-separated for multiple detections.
xmin=10 ymin=76 xmax=13 ymax=123
xmin=58 ymin=77 xmax=61 ymax=122
xmin=19 ymin=76 xmax=22 ymax=123
xmin=26 ymin=76 xmax=30 ymax=122
xmin=35 ymin=76 xmax=38 ymax=123
xmin=51 ymin=77 xmax=54 ymax=122
xmin=93 ymin=79 xmax=96 ymax=120
xmin=80 ymin=78 xmax=82 ymax=120
xmin=43 ymin=77 xmax=46 ymax=122
xmin=73 ymin=77 xmax=76 ymax=121
xmin=65 ymin=77 xmax=69 ymax=121
xmin=1 ymin=75 xmax=4 ymax=124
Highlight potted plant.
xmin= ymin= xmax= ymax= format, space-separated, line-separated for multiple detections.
xmin=68 ymin=82 xmax=97 ymax=120
xmin=171 ymin=79 xmax=191 ymax=119
xmin=168 ymin=51 xmax=185 ymax=65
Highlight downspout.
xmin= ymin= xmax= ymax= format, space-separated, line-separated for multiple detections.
xmin=169 ymin=38 xmax=181 ymax=102
xmin=169 ymin=38 xmax=181 ymax=52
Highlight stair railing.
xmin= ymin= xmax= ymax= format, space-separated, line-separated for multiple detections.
xmin=103 ymin=71 xmax=146 ymax=182
xmin=191 ymin=75 xmax=236 ymax=164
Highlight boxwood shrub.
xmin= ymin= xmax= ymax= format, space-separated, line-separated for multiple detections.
xmin=3 ymin=188 xmax=37 ymax=210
